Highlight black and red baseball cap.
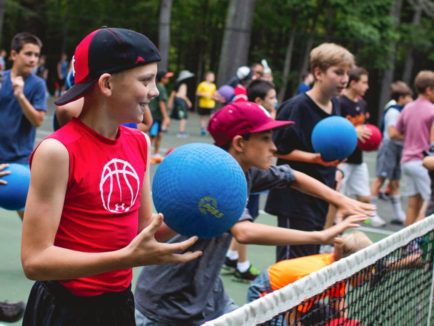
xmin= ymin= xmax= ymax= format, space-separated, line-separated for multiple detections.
xmin=55 ymin=27 xmax=161 ymax=106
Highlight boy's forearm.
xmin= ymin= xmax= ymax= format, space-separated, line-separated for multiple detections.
xmin=231 ymin=221 xmax=324 ymax=246
xmin=291 ymin=170 xmax=342 ymax=205
xmin=17 ymin=94 xmax=45 ymax=127
xmin=276 ymin=149 xmax=317 ymax=164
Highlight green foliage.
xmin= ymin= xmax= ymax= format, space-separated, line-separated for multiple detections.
xmin=1 ymin=0 xmax=433 ymax=104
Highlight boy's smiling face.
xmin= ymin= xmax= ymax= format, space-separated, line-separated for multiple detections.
xmin=108 ymin=63 xmax=159 ymax=123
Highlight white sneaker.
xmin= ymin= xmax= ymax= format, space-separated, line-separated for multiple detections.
xmin=369 ymin=214 xmax=386 ymax=227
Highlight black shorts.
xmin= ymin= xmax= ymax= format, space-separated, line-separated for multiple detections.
xmin=197 ymin=107 xmax=214 ymax=116
xmin=23 ymin=281 xmax=135 ymax=326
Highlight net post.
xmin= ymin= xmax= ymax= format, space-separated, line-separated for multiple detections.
xmin=427 ymin=257 xmax=434 ymax=326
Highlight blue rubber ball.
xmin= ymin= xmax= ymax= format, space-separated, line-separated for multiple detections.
xmin=152 ymin=143 xmax=247 ymax=238
xmin=311 ymin=116 xmax=358 ymax=161
xmin=0 ymin=163 xmax=31 ymax=211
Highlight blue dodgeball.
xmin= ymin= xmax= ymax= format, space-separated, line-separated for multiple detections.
xmin=152 ymin=143 xmax=247 ymax=238
xmin=0 ymin=163 xmax=31 ymax=211
xmin=311 ymin=116 xmax=358 ymax=161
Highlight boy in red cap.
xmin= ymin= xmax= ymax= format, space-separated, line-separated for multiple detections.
xmin=20 ymin=28 xmax=202 ymax=325
xmin=134 ymin=101 xmax=372 ymax=325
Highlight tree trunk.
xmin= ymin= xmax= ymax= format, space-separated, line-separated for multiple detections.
xmin=298 ymin=0 xmax=325 ymax=83
xmin=0 ymin=0 xmax=5 ymax=46
xmin=402 ymin=2 xmax=422 ymax=84
xmin=377 ymin=0 xmax=403 ymax=124
xmin=278 ymin=26 xmax=296 ymax=103
xmin=158 ymin=0 xmax=173 ymax=72
xmin=217 ymin=0 xmax=257 ymax=85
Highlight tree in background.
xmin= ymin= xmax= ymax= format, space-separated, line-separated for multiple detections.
xmin=217 ymin=0 xmax=256 ymax=85
xmin=0 ymin=0 xmax=433 ymax=117
xmin=158 ymin=0 xmax=173 ymax=71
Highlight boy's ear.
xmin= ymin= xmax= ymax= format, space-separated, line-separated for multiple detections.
xmin=231 ymin=135 xmax=245 ymax=152
xmin=10 ymin=49 xmax=18 ymax=61
xmin=97 ymin=73 xmax=112 ymax=96
xmin=254 ymin=97 xmax=263 ymax=105
xmin=312 ymin=66 xmax=322 ymax=81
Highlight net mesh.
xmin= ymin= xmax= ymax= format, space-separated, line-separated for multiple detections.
xmin=205 ymin=215 xmax=434 ymax=326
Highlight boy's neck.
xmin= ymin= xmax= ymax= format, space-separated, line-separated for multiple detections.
xmin=306 ymin=87 xmax=333 ymax=114
xmin=11 ymin=66 xmax=27 ymax=79
xmin=418 ymin=93 xmax=431 ymax=102
xmin=80 ymin=97 xmax=120 ymax=140
xmin=342 ymin=88 xmax=358 ymax=101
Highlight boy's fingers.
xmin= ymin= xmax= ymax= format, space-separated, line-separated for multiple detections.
xmin=168 ymin=251 xmax=203 ymax=263
xmin=144 ymin=214 xmax=164 ymax=235
xmin=0 ymin=171 xmax=11 ymax=177
xmin=163 ymin=236 xmax=199 ymax=253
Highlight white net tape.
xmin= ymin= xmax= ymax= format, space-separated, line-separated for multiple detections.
xmin=205 ymin=215 xmax=434 ymax=326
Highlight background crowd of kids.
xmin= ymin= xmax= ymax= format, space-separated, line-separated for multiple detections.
xmin=0 ymin=28 xmax=433 ymax=325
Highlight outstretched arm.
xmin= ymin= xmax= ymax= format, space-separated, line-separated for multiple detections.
xmin=290 ymin=170 xmax=375 ymax=217
xmin=277 ymin=150 xmax=340 ymax=167
xmin=231 ymin=215 xmax=366 ymax=245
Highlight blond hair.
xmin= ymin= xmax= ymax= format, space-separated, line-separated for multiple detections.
xmin=310 ymin=43 xmax=355 ymax=73
xmin=414 ymin=70 xmax=434 ymax=94
xmin=334 ymin=231 xmax=373 ymax=261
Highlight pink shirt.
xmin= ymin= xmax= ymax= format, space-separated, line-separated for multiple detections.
xmin=396 ymin=97 xmax=434 ymax=163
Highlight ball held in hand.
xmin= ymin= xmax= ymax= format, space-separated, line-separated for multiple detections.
xmin=152 ymin=143 xmax=247 ymax=238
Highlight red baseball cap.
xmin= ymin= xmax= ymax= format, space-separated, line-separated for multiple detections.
xmin=55 ymin=27 xmax=161 ymax=106
xmin=208 ymin=101 xmax=294 ymax=146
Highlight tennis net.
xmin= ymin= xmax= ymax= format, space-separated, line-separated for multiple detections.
xmin=205 ymin=215 xmax=434 ymax=326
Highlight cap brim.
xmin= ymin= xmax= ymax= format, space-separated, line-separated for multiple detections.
xmin=54 ymin=80 xmax=96 ymax=106
xmin=251 ymin=120 xmax=294 ymax=134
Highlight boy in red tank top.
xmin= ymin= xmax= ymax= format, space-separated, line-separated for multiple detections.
xmin=20 ymin=28 xmax=202 ymax=326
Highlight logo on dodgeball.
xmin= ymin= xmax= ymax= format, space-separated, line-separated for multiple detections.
xmin=198 ymin=196 xmax=224 ymax=218
xmin=100 ymin=159 xmax=140 ymax=213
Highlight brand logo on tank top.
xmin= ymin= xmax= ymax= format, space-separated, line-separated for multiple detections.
xmin=100 ymin=159 xmax=140 ymax=213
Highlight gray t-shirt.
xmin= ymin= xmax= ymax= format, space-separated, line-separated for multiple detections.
xmin=383 ymin=105 xmax=403 ymax=145
xmin=134 ymin=165 xmax=296 ymax=325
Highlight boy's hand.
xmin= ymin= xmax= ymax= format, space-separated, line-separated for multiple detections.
xmin=11 ymin=76 xmax=25 ymax=98
xmin=356 ymin=125 xmax=372 ymax=142
xmin=162 ymin=116 xmax=171 ymax=129
xmin=337 ymin=196 xmax=375 ymax=218
xmin=338 ymin=215 xmax=367 ymax=232
xmin=0 ymin=163 xmax=10 ymax=185
xmin=126 ymin=213 xmax=202 ymax=266
xmin=312 ymin=153 xmax=340 ymax=167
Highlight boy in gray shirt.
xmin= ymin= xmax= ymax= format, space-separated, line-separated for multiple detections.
xmin=135 ymin=101 xmax=373 ymax=325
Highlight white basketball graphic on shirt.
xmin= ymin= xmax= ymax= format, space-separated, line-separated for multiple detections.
xmin=100 ymin=159 xmax=140 ymax=213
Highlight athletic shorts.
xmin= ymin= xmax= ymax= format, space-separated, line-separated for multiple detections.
xmin=339 ymin=162 xmax=370 ymax=197
xmin=401 ymin=160 xmax=431 ymax=201
xmin=23 ymin=281 xmax=135 ymax=326
xmin=149 ymin=120 xmax=162 ymax=138
xmin=375 ymin=139 xmax=403 ymax=180
xmin=197 ymin=107 xmax=214 ymax=116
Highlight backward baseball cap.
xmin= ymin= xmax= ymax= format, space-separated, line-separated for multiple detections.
xmin=55 ymin=27 xmax=161 ymax=106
